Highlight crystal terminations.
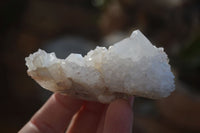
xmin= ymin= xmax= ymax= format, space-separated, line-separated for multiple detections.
xmin=25 ymin=30 xmax=175 ymax=103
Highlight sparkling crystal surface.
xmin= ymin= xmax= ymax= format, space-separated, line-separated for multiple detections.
xmin=25 ymin=30 xmax=175 ymax=103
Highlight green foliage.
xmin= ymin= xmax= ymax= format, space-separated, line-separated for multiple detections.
xmin=178 ymin=33 xmax=200 ymax=92
xmin=180 ymin=34 xmax=200 ymax=69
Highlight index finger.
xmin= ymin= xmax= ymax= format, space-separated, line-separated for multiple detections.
xmin=19 ymin=93 xmax=83 ymax=133
xmin=103 ymin=98 xmax=134 ymax=133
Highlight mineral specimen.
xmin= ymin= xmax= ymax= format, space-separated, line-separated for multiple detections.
xmin=25 ymin=30 xmax=175 ymax=103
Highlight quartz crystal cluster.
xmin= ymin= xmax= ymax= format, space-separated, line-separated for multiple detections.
xmin=25 ymin=30 xmax=175 ymax=103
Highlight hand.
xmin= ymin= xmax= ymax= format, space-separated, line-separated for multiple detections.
xmin=19 ymin=93 xmax=134 ymax=133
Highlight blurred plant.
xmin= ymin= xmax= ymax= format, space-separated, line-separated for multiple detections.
xmin=177 ymin=32 xmax=200 ymax=92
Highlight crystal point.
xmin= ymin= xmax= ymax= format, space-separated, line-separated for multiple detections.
xmin=25 ymin=30 xmax=175 ymax=103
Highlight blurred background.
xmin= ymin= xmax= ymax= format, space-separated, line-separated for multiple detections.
xmin=0 ymin=0 xmax=200 ymax=132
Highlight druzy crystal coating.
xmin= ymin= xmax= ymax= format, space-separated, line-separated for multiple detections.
xmin=25 ymin=30 xmax=175 ymax=103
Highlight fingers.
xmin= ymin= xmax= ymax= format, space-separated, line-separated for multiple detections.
xmin=19 ymin=93 xmax=134 ymax=133
xmin=96 ymin=105 xmax=108 ymax=133
xmin=66 ymin=101 xmax=106 ymax=133
xmin=103 ymin=99 xmax=134 ymax=133
xmin=19 ymin=93 xmax=83 ymax=133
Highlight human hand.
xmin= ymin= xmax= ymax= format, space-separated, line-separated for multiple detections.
xmin=19 ymin=93 xmax=134 ymax=133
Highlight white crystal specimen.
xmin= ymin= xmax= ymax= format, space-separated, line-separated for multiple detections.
xmin=25 ymin=30 xmax=175 ymax=103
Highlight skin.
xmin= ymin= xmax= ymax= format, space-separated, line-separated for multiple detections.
xmin=19 ymin=93 xmax=134 ymax=133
